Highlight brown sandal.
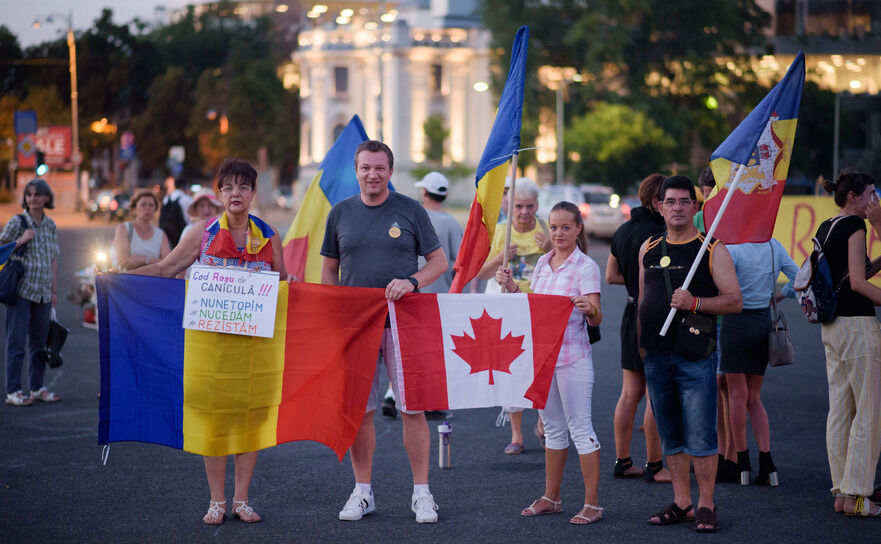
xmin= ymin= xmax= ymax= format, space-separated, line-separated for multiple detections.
xmin=648 ymin=502 xmax=693 ymax=525
xmin=694 ymin=506 xmax=718 ymax=532
xmin=521 ymin=496 xmax=562 ymax=517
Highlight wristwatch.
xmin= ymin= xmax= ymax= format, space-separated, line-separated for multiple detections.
xmin=406 ymin=277 xmax=419 ymax=292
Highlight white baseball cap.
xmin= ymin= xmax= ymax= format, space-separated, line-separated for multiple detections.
xmin=415 ymin=171 xmax=449 ymax=196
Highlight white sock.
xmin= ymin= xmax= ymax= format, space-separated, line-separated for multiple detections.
xmin=384 ymin=386 xmax=395 ymax=401
xmin=413 ymin=484 xmax=429 ymax=496
xmin=356 ymin=483 xmax=372 ymax=495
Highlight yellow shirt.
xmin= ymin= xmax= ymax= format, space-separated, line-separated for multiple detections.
xmin=488 ymin=221 xmax=545 ymax=293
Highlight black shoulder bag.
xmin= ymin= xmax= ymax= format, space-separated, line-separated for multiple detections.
xmin=661 ymin=236 xmax=716 ymax=361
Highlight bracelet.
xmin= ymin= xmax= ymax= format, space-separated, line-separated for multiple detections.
xmin=692 ymin=297 xmax=702 ymax=313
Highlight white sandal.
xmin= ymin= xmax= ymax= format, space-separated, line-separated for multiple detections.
xmin=521 ymin=496 xmax=562 ymax=517
xmin=232 ymin=498 xmax=262 ymax=523
xmin=30 ymin=387 xmax=60 ymax=402
xmin=202 ymin=499 xmax=226 ymax=525
xmin=570 ymin=504 xmax=604 ymax=525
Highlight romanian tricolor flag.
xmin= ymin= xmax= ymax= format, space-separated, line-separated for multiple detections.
xmin=703 ymin=52 xmax=805 ymax=244
xmin=449 ymin=26 xmax=528 ymax=293
xmin=96 ymin=274 xmax=387 ymax=460
xmin=282 ymin=115 xmax=369 ymax=283
xmin=0 ymin=241 xmax=15 ymax=271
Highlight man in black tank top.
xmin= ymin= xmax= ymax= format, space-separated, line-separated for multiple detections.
xmin=637 ymin=176 xmax=742 ymax=532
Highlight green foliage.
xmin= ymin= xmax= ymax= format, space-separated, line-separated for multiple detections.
xmin=565 ymin=102 xmax=676 ymax=193
xmin=423 ymin=115 xmax=449 ymax=163
xmin=410 ymin=163 xmax=475 ymax=183
xmin=479 ymin=0 xmax=775 ymax=175
xmin=6 ymin=6 xmax=298 ymax=180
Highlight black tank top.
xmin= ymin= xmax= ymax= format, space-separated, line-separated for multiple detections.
xmin=640 ymin=233 xmax=720 ymax=352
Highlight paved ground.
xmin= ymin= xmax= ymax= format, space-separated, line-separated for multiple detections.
xmin=0 ymin=214 xmax=879 ymax=543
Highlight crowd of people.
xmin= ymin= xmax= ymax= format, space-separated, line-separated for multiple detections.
xmin=3 ymin=142 xmax=881 ymax=530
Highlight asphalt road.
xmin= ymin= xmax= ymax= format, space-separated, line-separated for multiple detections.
xmin=1 ymin=223 xmax=879 ymax=543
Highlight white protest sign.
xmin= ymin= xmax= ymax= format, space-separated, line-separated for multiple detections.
xmin=183 ymin=265 xmax=280 ymax=338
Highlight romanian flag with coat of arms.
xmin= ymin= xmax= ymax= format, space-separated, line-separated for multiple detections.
xmin=702 ymin=52 xmax=805 ymax=244
xmin=449 ymin=26 xmax=529 ymax=293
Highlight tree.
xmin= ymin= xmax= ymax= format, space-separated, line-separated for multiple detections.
xmin=479 ymin=0 xmax=772 ymax=174
xmin=565 ymin=102 xmax=676 ymax=193
xmin=130 ymin=67 xmax=195 ymax=176
xmin=423 ymin=115 xmax=449 ymax=163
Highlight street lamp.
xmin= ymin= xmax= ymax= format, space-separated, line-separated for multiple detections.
xmin=33 ymin=10 xmax=82 ymax=210
xmin=539 ymin=66 xmax=581 ymax=184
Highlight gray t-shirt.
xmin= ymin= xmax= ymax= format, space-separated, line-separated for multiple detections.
xmin=418 ymin=209 xmax=463 ymax=294
xmin=321 ymin=192 xmax=441 ymax=288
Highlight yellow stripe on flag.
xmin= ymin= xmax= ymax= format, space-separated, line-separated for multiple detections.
xmin=282 ymin=170 xmax=333 ymax=284
xmin=182 ymin=281 xmax=290 ymax=455
xmin=477 ymin=163 xmax=509 ymax=246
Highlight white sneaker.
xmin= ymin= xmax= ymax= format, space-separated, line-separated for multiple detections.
xmin=412 ymin=490 xmax=438 ymax=523
xmin=338 ymin=487 xmax=375 ymax=521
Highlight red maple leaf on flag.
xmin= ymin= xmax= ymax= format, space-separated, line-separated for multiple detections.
xmin=450 ymin=309 xmax=525 ymax=385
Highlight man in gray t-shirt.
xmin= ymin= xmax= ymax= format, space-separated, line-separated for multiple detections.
xmin=321 ymin=140 xmax=447 ymax=524
xmin=414 ymin=171 xmax=463 ymax=294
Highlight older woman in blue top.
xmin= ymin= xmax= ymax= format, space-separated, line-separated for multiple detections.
xmin=720 ymin=239 xmax=798 ymax=487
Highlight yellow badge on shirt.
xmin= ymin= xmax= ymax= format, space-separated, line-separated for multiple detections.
xmin=660 ymin=256 xmax=671 ymax=268
xmin=389 ymin=223 xmax=401 ymax=239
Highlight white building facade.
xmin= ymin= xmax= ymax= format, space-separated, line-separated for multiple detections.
xmin=293 ymin=0 xmax=495 ymax=172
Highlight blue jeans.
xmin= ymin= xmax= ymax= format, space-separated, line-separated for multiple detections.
xmin=644 ymin=350 xmax=718 ymax=457
xmin=4 ymin=296 xmax=51 ymax=394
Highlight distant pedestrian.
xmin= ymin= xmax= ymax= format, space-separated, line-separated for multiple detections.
xmin=1 ymin=179 xmax=61 ymax=406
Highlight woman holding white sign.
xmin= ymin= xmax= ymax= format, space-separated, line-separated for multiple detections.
xmin=132 ymin=158 xmax=290 ymax=525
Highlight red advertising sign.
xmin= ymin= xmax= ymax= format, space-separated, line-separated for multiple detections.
xmin=16 ymin=126 xmax=72 ymax=170
xmin=36 ymin=126 xmax=72 ymax=167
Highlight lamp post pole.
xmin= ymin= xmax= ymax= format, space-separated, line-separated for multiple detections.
xmin=34 ymin=10 xmax=81 ymax=210
xmin=66 ymin=14 xmax=82 ymax=210
xmin=556 ymin=84 xmax=564 ymax=184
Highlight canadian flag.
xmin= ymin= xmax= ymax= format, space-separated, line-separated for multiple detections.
xmin=388 ymin=293 xmax=574 ymax=411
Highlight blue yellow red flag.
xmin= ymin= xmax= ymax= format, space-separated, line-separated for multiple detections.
xmin=449 ymin=26 xmax=529 ymax=293
xmin=282 ymin=115 xmax=369 ymax=283
xmin=0 ymin=241 xmax=15 ymax=271
xmin=96 ymin=274 xmax=388 ymax=459
xmin=703 ymin=52 xmax=805 ymax=244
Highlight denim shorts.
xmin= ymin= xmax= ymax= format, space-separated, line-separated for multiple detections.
xmin=644 ymin=350 xmax=718 ymax=457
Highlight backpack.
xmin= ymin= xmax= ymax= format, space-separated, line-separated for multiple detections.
xmin=159 ymin=195 xmax=187 ymax=248
xmin=794 ymin=216 xmax=849 ymax=323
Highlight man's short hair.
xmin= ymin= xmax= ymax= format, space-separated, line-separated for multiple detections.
xmin=425 ymin=191 xmax=446 ymax=203
xmin=215 ymin=158 xmax=257 ymax=191
xmin=660 ymin=175 xmax=696 ymax=201
xmin=638 ymin=173 xmax=665 ymax=209
xmin=355 ymin=140 xmax=394 ymax=170
xmin=698 ymin=167 xmax=716 ymax=189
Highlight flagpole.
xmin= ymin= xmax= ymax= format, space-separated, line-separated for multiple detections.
xmin=500 ymin=153 xmax=519 ymax=294
xmin=659 ymin=163 xmax=747 ymax=336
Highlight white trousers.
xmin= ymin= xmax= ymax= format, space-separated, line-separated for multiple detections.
xmin=821 ymin=316 xmax=881 ymax=497
xmin=540 ymin=358 xmax=600 ymax=454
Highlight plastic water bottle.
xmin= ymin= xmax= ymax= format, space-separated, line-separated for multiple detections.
xmin=437 ymin=421 xmax=452 ymax=469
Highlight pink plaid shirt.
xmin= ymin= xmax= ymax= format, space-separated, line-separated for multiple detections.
xmin=530 ymin=248 xmax=601 ymax=366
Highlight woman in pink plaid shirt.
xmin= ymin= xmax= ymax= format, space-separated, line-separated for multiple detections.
xmin=496 ymin=200 xmax=603 ymax=525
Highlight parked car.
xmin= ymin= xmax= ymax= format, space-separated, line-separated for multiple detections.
xmin=579 ymin=184 xmax=628 ymax=239
xmin=86 ymin=190 xmax=130 ymax=221
xmin=537 ymin=184 xmax=586 ymax=222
